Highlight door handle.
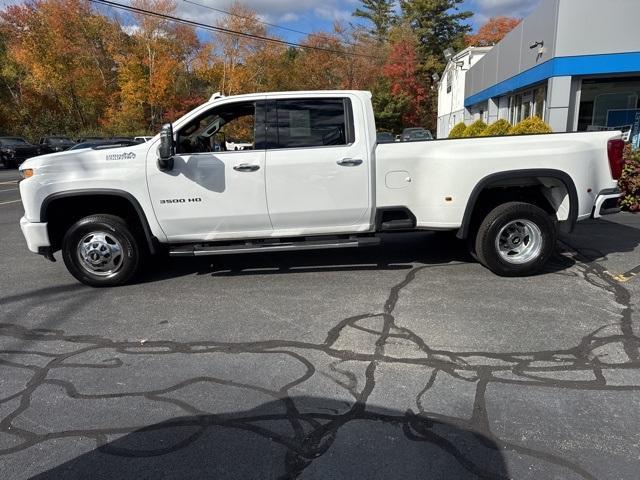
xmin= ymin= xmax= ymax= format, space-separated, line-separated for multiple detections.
xmin=233 ymin=163 xmax=260 ymax=172
xmin=337 ymin=158 xmax=363 ymax=167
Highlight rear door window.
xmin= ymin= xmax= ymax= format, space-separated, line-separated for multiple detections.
xmin=270 ymin=98 xmax=354 ymax=149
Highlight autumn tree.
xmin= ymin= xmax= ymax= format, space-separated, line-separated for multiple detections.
xmin=382 ymin=31 xmax=428 ymax=127
xmin=466 ymin=16 xmax=521 ymax=47
xmin=103 ymin=0 xmax=200 ymax=133
xmin=371 ymin=77 xmax=410 ymax=133
xmin=353 ymin=0 xmax=396 ymax=41
xmin=1 ymin=0 xmax=121 ymax=137
xmin=0 ymin=0 xmax=476 ymax=140
xmin=214 ymin=2 xmax=276 ymax=95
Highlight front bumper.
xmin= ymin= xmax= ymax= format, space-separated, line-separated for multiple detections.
xmin=592 ymin=189 xmax=621 ymax=219
xmin=20 ymin=216 xmax=50 ymax=253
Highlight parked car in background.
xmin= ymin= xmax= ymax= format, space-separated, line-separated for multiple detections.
xmin=76 ymin=136 xmax=105 ymax=143
xmin=68 ymin=139 xmax=138 ymax=151
xmin=0 ymin=137 xmax=40 ymax=168
xmin=39 ymin=136 xmax=76 ymax=154
xmin=376 ymin=131 xmax=395 ymax=144
xmin=134 ymin=136 xmax=154 ymax=143
xmin=401 ymin=128 xmax=433 ymax=142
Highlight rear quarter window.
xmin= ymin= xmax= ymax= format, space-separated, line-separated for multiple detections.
xmin=270 ymin=98 xmax=355 ymax=149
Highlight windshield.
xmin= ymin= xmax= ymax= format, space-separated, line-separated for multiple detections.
xmin=409 ymin=131 xmax=431 ymax=139
xmin=0 ymin=138 xmax=28 ymax=146
xmin=377 ymin=133 xmax=394 ymax=143
xmin=69 ymin=142 xmax=93 ymax=150
xmin=48 ymin=137 xmax=73 ymax=144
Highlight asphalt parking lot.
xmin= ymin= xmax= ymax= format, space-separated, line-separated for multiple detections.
xmin=1 ymin=166 xmax=639 ymax=479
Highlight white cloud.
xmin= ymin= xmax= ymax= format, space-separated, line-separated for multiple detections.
xmin=175 ymin=0 xmax=356 ymax=29
xmin=278 ymin=12 xmax=299 ymax=23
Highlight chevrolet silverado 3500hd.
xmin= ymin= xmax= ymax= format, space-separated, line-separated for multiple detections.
xmin=18 ymin=91 xmax=624 ymax=287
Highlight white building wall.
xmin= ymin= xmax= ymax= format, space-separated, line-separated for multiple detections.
xmin=436 ymin=47 xmax=492 ymax=138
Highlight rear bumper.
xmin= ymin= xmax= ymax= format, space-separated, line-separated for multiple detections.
xmin=592 ymin=188 xmax=621 ymax=219
xmin=20 ymin=216 xmax=50 ymax=253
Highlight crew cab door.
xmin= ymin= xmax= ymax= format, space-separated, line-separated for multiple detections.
xmin=264 ymin=96 xmax=372 ymax=233
xmin=147 ymin=99 xmax=272 ymax=241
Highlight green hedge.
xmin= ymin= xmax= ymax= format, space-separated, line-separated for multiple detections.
xmin=481 ymin=119 xmax=511 ymax=137
xmin=450 ymin=117 xmax=553 ymax=139
xmin=509 ymin=117 xmax=553 ymax=135
xmin=462 ymin=120 xmax=488 ymax=138
xmin=448 ymin=122 xmax=468 ymax=138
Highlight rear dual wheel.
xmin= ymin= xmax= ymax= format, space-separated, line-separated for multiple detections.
xmin=473 ymin=202 xmax=557 ymax=277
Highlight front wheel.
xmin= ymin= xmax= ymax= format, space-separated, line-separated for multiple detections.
xmin=62 ymin=215 xmax=140 ymax=287
xmin=474 ymin=202 xmax=557 ymax=277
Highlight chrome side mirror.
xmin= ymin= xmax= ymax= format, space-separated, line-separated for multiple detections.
xmin=157 ymin=123 xmax=175 ymax=171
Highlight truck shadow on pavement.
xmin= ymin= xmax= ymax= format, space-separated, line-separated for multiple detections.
xmin=560 ymin=216 xmax=640 ymax=263
xmin=136 ymin=231 xmax=578 ymax=284
xmin=135 ymin=215 xmax=640 ymax=284
xmin=30 ymin=397 xmax=509 ymax=479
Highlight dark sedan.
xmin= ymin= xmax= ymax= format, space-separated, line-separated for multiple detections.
xmin=0 ymin=137 xmax=40 ymax=168
xmin=39 ymin=136 xmax=76 ymax=154
xmin=401 ymin=128 xmax=433 ymax=142
xmin=376 ymin=131 xmax=396 ymax=144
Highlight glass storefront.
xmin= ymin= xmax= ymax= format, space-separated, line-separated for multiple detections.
xmin=577 ymin=77 xmax=640 ymax=131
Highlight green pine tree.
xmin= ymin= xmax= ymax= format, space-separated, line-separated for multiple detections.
xmin=353 ymin=0 xmax=396 ymax=41
xmin=399 ymin=0 xmax=472 ymax=74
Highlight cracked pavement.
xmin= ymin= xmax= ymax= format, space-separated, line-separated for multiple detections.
xmin=1 ymin=168 xmax=639 ymax=479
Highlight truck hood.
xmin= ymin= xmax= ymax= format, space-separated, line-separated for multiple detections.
xmin=19 ymin=143 xmax=151 ymax=174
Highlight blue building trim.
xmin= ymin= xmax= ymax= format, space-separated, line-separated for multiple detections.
xmin=464 ymin=51 xmax=640 ymax=108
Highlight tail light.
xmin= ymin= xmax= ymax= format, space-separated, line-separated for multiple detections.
xmin=607 ymin=139 xmax=625 ymax=180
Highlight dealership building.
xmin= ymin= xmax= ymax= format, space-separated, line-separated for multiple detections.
xmin=437 ymin=0 xmax=640 ymax=140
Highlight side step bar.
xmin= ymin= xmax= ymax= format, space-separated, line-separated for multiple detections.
xmin=169 ymin=236 xmax=381 ymax=257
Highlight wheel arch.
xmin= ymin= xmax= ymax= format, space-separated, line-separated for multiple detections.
xmin=456 ymin=169 xmax=579 ymax=240
xmin=40 ymin=189 xmax=157 ymax=254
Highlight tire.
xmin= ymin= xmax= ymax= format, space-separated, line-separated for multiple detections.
xmin=474 ymin=202 xmax=557 ymax=277
xmin=62 ymin=214 xmax=140 ymax=287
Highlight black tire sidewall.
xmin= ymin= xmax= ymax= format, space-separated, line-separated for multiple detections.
xmin=475 ymin=203 xmax=557 ymax=277
xmin=62 ymin=215 xmax=139 ymax=287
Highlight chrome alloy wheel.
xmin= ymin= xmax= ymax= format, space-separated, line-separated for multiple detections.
xmin=76 ymin=231 xmax=124 ymax=276
xmin=494 ymin=219 xmax=543 ymax=265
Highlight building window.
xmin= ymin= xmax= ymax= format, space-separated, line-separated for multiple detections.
xmin=508 ymin=86 xmax=547 ymax=125
xmin=510 ymin=94 xmax=523 ymax=124
xmin=446 ymin=71 xmax=453 ymax=94
xmin=534 ymin=87 xmax=546 ymax=119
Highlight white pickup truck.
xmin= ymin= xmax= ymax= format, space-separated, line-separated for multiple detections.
xmin=18 ymin=90 xmax=624 ymax=287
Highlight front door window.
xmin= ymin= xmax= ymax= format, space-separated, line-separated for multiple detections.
xmin=176 ymin=101 xmax=263 ymax=154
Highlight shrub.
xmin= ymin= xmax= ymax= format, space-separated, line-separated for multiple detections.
xmin=481 ymin=119 xmax=512 ymax=137
xmin=448 ymin=122 xmax=468 ymax=138
xmin=463 ymin=120 xmax=488 ymax=138
xmin=509 ymin=116 xmax=553 ymax=135
xmin=620 ymin=145 xmax=640 ymax=212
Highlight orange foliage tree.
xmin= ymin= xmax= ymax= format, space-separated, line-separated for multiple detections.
xmin=466 ymin=16 xmax=521 ymax=47
xmin=383 ymin=35 xmax=427 ymax=127
xmin=104 ymin=0 xmax=201 ymax=133
xmin=0 ymin=0 xmax=121 ymax=136
xmin=0 ymin=0 xmax=475 ymax=138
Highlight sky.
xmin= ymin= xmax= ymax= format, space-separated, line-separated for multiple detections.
xmin=0 ymin=0 xmax=541 ymax=42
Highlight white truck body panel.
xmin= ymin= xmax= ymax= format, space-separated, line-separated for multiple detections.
xmin=375 ymin=131 xmax=619 ymax=228
xmin=18 ymin=90 xmax=621 ymax=256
